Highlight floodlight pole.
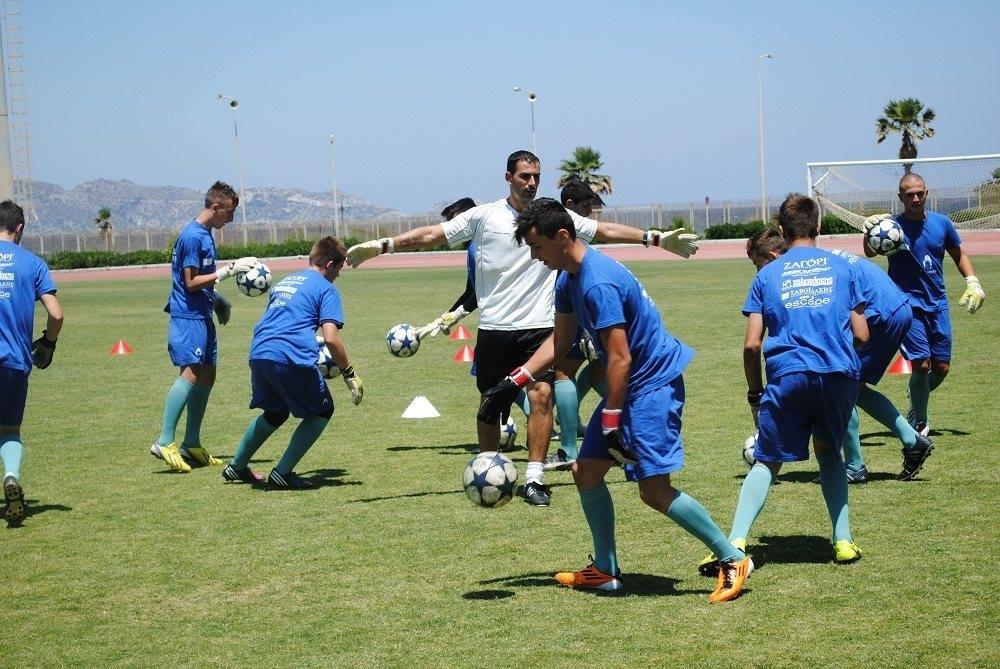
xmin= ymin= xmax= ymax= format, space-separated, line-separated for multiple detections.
xmin=513 ymin=86 xmax=537 ymax=155
xmin=329 ymin=134 xmax=340 ymax=238
xmin=757 ymin=53 xmax=774 ymax=223
xmin=217 ymin=93 xmax=248 ymax=225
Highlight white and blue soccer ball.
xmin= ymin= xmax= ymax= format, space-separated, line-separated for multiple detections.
xmin=236 ymin=262 xmax=272 ymax=297
xmin=386 ymin=323 xmax=420 ymax=358
xmin=866 ymin=218 xmax=905 ymax=256
xmin=463 ymin=451 xmax=518 ymax=508
xmin=498 ymin=416 xmax=517 ymax=451
xmin=743 ymin=432 xmax=758 ymax=468
xmin=315 ymin=335 xmax=337 ymax=379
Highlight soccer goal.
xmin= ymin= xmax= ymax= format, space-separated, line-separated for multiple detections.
xmin=806 ymin=153 xmax=1000 ymax=231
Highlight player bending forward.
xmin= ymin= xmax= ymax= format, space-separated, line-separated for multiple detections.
xmin=478 ymin=198 xmax=751 ymax=603
xmin=222 ymin=237 xmax=363 ymax=489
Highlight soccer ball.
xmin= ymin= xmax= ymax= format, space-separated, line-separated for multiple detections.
xmin=386 ymin=323 xmax=420 ymax=358
xmin=236 ymin=262 xmax=272 ymax=297
xmin=866 ymin=218 xmax=905 ymax=255
xmin=463 ymin=451 xmax=518 ymax=508
xmin=742 ymin=432 xmax=758 ymax=468
xmin=498 ymin=416 xmax=517 ymax=451
xmin=316 ymin=335 xmax=336 ymax=379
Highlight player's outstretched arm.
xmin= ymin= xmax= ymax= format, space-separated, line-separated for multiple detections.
xmin=743 ymin=313 xmax=765 ymax=427
xmin=948 ymin=246 xmax=985 ymax=314
xmin=591 ymin=221 xmax=699 ymax=258
xmin=415 ymin=305 xmax=471 ymax=340
xmin=32 ymin=293 xmax=63 ymax=370
xmin=322 ymin=321 xmax=363 ymax=405
xmin=345 ymin=224 xmax=448 ymax=269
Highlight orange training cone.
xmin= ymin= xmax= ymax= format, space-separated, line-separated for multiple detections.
xmin=888 ymin=355 xmax=911 ymax=375
xmin=449 ymin=324 xmax=472 ymax=340
xmin=110 ymin=339 xmax=133 ymax=355
xmin=453 ymin=345 xmax=474 ymax=363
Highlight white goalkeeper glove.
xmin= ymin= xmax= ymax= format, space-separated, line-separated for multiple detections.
xmin=579 ymin=331 xmax=599 ymax=362
xmin=215 ymin=256 xmax=258 ymax=282
xmin=213 ymin=293 xmax=232 ymax=326
xmin=958 ymin=275 xmax=985 ymax=314
xmin=415 ymin=306 xmax=470 ymax=339
xmin=862 ymin=213 xmax=893 ymax=234
xmin=340 ymin=365 xmax=364 ymax=405
xmin=346 ymin=237 xmax=394 ymax=268
xmin=747 ymin=389 xmax=763 ymax=429
xmin=643 ymin=229 xmax=699 ymax=258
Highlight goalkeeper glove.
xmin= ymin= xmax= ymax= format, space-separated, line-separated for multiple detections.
xmin=579 ymin=331 xmax=599 ymax=362
xmin=643 ymin=229 xmax=700 ymax=258
xmin=958 ymin=275 xmax=985 ymax=314
xmin=477 ymin=366 xmax=533 ymax=425
xmin=32 ymin=330 xmax=57 ymax=369
xmin=215 ymin=256 xmax=259 ymax=283
xmin=213 ymin=293 xmax=232 ymax=326
xmin=747 ymin=389 xmax=763 ymax=429
xmin=862 ymin=213 xmax=893 ymax=233
xmin=601 ymin=409 xmax=638 ymax=466
xmin=340 ymin=365 xmax=364 ymax=405
xmin=346 ymin=237 xmax=394 ymax=268
xmin=415 ymin=306 xmax=470 ymax=340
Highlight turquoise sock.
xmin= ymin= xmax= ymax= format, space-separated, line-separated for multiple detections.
xmin=515 ymin=390 xmax=531 ymax=418
xmin=816 ymin=448 xmax=852 ymax=542
xmin=840 ymin=408 xmax=865 ymax=475
xmin=554 ymin=379 xmax=579 ymax=459
xmin=857 ymin=385 xmax=916 ymax=447
xmin=230 ymin=415 xmax=281 ymax=469
xmin=157 ymin=377 xmax=194 ymax=445
xmin=729 ymin=463 xmax=774 ymax=541
xmin=909 ymin=371 xmax=930 ymax=424
xmin=275 ymin=416 xmax=329 ymax=474
xmin=928 ymin=371 xmax=945 ymax=392
xmin=1 ymin=437 xmax=24 ymax=479
xmin=579 ymin=481 xmax=617 ymax=575
xmin=182 ymin=383 xmax=212 ymax=448
xmin=667 ymin=491 xmax=744 ymax=562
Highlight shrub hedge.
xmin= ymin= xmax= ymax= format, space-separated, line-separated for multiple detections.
xmin=702 ymin=214 xmax=856 ymax=240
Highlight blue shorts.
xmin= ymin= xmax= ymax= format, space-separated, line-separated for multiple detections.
xmin=580 ymin=376 xmax=685 ymax=480
xmin=757 ymin=372 xmax=858 ymax=462
xmin=0 ymin=366 xmax=29 ymax=426
xmin=249 ymin=359 xmax=333 ymax=419
xmin=168 ymin=318 xmax=218 ymax=367
xmin=859 ymin=305 xmax=912 ymax=385
xmin=900 ymin=308 xmax=951 ymax=363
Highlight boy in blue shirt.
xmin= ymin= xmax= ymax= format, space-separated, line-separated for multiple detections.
xmin=0 ymin=200 xmax=63 ymax=524
xmin=222 ymin=236 xmax=363 ymax=489
xmin=719 ymin=194 xmax=869 ymax=567
xmin=863 ymin=173 xmax=985 ymax=437
xmin=478 ymin=198 xmax=751 ymax=603
xmin=150 ymin=181 xmax=258 ymax=473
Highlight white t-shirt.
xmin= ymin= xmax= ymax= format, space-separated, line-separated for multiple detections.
xmin=441 ymin=197 xmax=598 ymax=330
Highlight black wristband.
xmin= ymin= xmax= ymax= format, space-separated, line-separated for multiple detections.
xmin=747 ymin=390 xmax=763 ymax=404
xmin=340 ymin=365 xmax=355 ymax=379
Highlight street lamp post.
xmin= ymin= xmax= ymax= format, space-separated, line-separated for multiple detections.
xmin=329 ymin=134 xmax=340 ymax=238
xmin=217 ymin=93 xmax=248 ymax=226
xmin=756 ymin=53 xmax=774 ymax=224
xmin=512 ymin=86 xmax=537 ymax=155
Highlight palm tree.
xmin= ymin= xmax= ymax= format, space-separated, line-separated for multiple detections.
xmin=93 ymin=207 xmax=113 ymax=250
xmin=557 ymin=146 xmax=614 ymax=195
xmin=875 ymin=98 xmax=936 ymax=173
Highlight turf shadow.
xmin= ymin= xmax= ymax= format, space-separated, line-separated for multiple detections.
xmin=301 ymin=467 xmax=360 ymax=488
xmin=4 ymin=499 xmax=73 ymax=528
xmin=749 ymin=534 xmax=833 ymax=566
xmin=462 ymin=589 xmax=515 ymax=601
xmin=472 ymin=570 xmax=704 ymax=598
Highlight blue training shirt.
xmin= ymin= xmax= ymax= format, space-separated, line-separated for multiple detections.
xmin=888 ymin=211 xmax=961 ymax=313
xmin=249 ymin=269 xmax=344 ymax=367
xmin=466 ymin=241 xmax=476 ymax=282
xmin=829 ymin=249 xmax=909 ymax=323
xmin=164 ymin=220 xmax=217 ymax=319
xmin=743 ymin=245 xmax=862 ymax=382
xmin=555 ymin=245 xmax=694 ymax=395
xmin=0 ymin=240 xmax=57 ymax=374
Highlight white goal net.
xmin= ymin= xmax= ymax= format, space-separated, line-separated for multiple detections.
xmin=806 ymin=154 xmax=1000 ymax=231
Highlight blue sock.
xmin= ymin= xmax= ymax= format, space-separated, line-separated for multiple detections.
xmin=275 ymin=416 xmax=329 ymax=474
xmin=840 ymin=408 xmax=865 ymax=475
xmin=230 ymin=415 xmax=280 ymax=469
xmin=909 ymin=371 xmax=930 ymax=424
xmin=157 ymin=377 xmax=194 ymax=445
xmin=729 ymin=463 xmax=774 ymax=541
xmin=182 ymin=383 xmax=212 ymax=448
xmin=816 ymin=448 xmax=852 ymax=542
xmin=857 ymin=385 xmax=916 ymax=447
xmin=667 ymin=491 xmax=744 ymax=562
xmin=579 ymin=481 xmax=617 ymax=575
xmin=515 ymin=390 xmax=531 ymax=418
xmin=554 ymin=379 xmax=579 ymax=459
xmin=1 ymin=437 xmax=24 ymax=479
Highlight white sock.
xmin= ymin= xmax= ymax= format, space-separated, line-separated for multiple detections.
xmin=525 ymin=461 xmax=544 ymax=485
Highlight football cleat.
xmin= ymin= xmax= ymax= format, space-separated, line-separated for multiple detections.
xmin=222 ymin=464 xmax=265 ymax=484
xmin=834 ymin=540 xmax=862 ymax=564
xmin=523 ymin=480 xmax=551 ymax=507
xmin=555 ymin=558 xmax=623 ymax=591
xmin=180 ymin=445 xmax=223 ymax=467
xmin=709 ymin=555 xmax=754 ymax=603
xmin=899 ymin=434 xmax=934 ymax=481
xmin=3 ymin=474 xmax=25 ymax=523
xmin=847 ymin=466 xmax=869 ymax=485
xmin=150 ymin=442 xmax=191 ymax=473
xmin=906 ymin=408 xmax=931 ymax=438
xmin=267 ymin=469 xmax=314 ymax=490
xmin=543 ymin=449 xmax=575 ymax=471
xmin=698 ymin=538 xmax=747 ymax=577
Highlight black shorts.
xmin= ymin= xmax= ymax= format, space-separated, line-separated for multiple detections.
xmin=475 ymin=328 xmax=555 ymax=394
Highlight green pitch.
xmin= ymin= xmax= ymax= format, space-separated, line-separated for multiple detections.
xmin=3 ymin=258 xmax=998 ymax=667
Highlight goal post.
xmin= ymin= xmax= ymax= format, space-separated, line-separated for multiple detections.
xmin=806 ymin=153 xmax=1000 ymax=231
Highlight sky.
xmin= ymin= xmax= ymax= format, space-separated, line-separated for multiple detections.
xmin=16 ymin=0 xmax=1000 ymax=213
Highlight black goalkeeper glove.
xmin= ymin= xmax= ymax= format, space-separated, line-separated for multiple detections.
xmin=477 ymin=367 xmax=534 ymax=425
xmin=32 ymin=330 xmax=57 ymax=369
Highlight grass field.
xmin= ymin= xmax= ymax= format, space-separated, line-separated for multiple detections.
xmin=3 ymin=256 xmax=998 ymax=667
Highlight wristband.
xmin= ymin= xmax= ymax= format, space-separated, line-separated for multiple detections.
xmin=509 ymin=366 xmax=534 ymax=387
xmin=747 ymin=390 xmax=763 ymax=405
xmin=601 ymin=408 xmax=622 ymax=433
xmin=340 ymin=365 xmax=356 ymax=379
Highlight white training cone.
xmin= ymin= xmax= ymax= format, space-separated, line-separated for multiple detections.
xmin=402 ymin=395 xmax=440 ymax=419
